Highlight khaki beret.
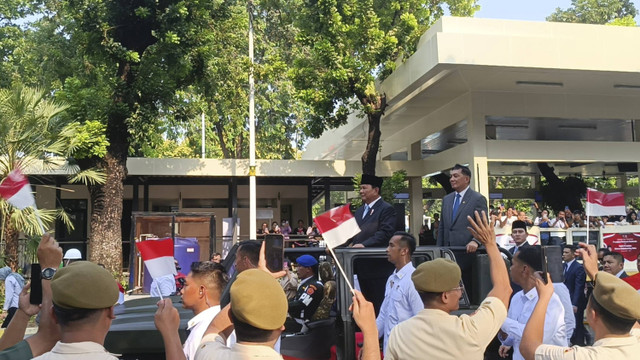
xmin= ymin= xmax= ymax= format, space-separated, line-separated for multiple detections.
xmin=51 ymin=261 xmax=119 ymax=309
xmin=593 ymin=271 xmax=640 ymax=320
xmin=412 ymin=258 xmax=461 ymax=293
xmin=231 ymin=269 xmax=287 ymax=330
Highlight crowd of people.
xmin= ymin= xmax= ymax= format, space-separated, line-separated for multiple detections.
xmin=0 ymin=166 xmax=639 ymax=360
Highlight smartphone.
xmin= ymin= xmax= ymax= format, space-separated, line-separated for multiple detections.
xmin=541 ymin=246 xmax=564 ymax=284
xmin=30 ymin=263 xmax=43 ymax=305
xmin=565 ymin=206 xmax=570 ymax=211
xmin=264 ymin=234 xmax=284 ymax=273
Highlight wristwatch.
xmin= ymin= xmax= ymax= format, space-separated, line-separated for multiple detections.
xmin=41 ymin=267 xmax=57 ymax=280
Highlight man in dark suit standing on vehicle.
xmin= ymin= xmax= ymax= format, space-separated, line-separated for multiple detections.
xmin=349 ymin=174 xmax=397 ymax=248
xmin=437 ymin=164 xmax=488 ymax=299
xmin=349 ymin=174 xmax=397 ymax=314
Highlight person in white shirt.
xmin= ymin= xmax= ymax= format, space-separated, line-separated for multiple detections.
xmin=549 ymin=210 xmax=568 ymax=246
xmin=551 ymin=282 xmax=576 ymax=343
xmin=150 ymin=273 xmax=176 ymax=297
xmin=0 ymin=267 xmax=24 ymax=328
xmin=498 ymin=246 xmax=566 ymax=360
xmin=376 ymin=232 xmax=423 ymax=355
xmin=181 ymin=262 xmax=229 ymax=360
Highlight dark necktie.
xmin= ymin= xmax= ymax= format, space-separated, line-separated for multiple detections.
xmin=563 ymin=263 xmax=568 ymax=275
xmin=452 ymin=193 xmax=461 ymax=221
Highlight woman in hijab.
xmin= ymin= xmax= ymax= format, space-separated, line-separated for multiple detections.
xmin=0 ymin=266 xmax=25 ymax=328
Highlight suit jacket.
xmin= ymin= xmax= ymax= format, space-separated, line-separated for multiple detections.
xmin=619 ymin=271 xmax=629 ymax=279
xmin=437 ymin=188 xmax=488 ymax=247
xmin=509 ymin=241 xmax=531 ymax=255
xmin=349 ymin=198 xmax=397 ymax=247
xmin=563 ymin=260 xmax=586 ymax=308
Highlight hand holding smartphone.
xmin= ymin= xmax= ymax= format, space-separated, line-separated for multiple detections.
xmin=264 ymin=234 xmax=284 ymax=273
xmin=30 ymin=263 xmax=43 ymax=305
xmin=541 ymin=246 xmax=564 ymax=284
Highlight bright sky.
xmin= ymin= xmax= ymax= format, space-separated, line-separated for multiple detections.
xmin=474 ymin=0 xmax=640 ymax=21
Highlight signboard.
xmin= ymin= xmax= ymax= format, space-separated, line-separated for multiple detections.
xmin=602 ymin=232 xmax=640 ymax=262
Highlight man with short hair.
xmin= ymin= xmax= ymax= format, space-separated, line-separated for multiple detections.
xmin=211 ymin=253 xmax=222 ymax=263
xmin=376 ymin=232 xmax=423 ymax=354
xmin=220 ymin=240 xmax=261 ymax=307
xmin=385 ymin=211 xmax=511 ymax=360
xmin=182 ymin=262 xmax=228 ymax=360
xmin=602 ymin=251 xmax=628 ymax=278
xmin=498 ymin=246 xmax=567 ymax=360
xmin=285 ymin=255 xmax=324 ymax=332
xmin=562 ymin=244 xmax=587 ymax=346
xmin=520 ymin=243 xmax=640 ymax=360
xmin=33 ymin=261 xmax=120 ymax=360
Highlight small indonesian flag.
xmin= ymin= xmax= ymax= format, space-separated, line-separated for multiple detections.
xmin=314 ymin=204 xmax=360 ymax=249
xmin=136 ymin=238 xmax=177 ymax=279
xmin=586 ymin=188 xmax=626 ymax=216
xmin=0 ymin=168 xmax=35 ymax=209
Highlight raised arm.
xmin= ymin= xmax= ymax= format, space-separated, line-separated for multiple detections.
xmin=467 ymin=211 xmax=512 ymax=308
xmin=0 ymin=284 xmax=40 ymax=350
xmin=25 ymin=234 xmax=63 ymax=357
xmin=520 ymin=273 xmax=555 ymax=360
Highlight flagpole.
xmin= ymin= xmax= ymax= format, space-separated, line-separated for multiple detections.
xmin=327 ymin=246 xmax=354 ymax=294
xmin=585 ymin=188 xmax=590 ymax=246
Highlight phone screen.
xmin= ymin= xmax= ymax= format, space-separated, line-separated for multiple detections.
xmin=30 ymin=263 xmax=43 ymax=305
xmin=541 ymin=246 xmax=564 ymax=284
xmin=264 ymin=234 xmax=284 ymax=273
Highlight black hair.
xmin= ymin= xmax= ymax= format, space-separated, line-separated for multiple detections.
xmin=515 ymin=245 xmax=543 ymax=272
xmin=563 ymin=244 xmax=576 ymax=251
xmin=230 ymin=309 xmax=278 ymax=342
xmin=604 ymin=251 xmax=624 ymax=264
xmin=393 ymin=231 xmax=417 ymax=255
xmin=190 ymin=261 xmax=229 ymax=292
xmin=589 ymin=294 xmax=636 ymax=334
xmin=237 ymin=240 xmax=261 ymax=267
xmin=452 ymin=164 xmax=471 ymax=178
xmin=52 ymin=303 xmax=103 ymax=327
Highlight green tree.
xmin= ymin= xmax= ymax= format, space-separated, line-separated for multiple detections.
xmin=547 ymin=0 xmax=637 ymax=25
xmin=0 ymin=86 xmax=103 ymax=270
xmin=32 ymin=0 xmax=229 ymax=272
xmin=290 ymin=0 xmax=478 ymax=175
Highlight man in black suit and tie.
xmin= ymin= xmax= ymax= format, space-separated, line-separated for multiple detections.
xmin=348 ymin=174 xmax=397 ymax=313
xmin=349 ymin=174 xmax=397 ymax=248
xmin=437 ymin=164 xmax=487 ymax=301
xmin=562 ymin=244 xmax=587 ymax=346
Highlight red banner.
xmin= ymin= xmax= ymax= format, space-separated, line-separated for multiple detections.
xmin=602 ymin=232 xmax=640 ymax=262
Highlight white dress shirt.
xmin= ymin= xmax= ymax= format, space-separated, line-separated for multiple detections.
xmin=3 ymin=276 xmax=21 ymax=310
xmin=183 ymin=305 xmax=221 ymax=360
xmin=552 ymin=282 xmax=576 ymax=343
xmin=500 ymin=288 xmax=567 ymax=360
xmin=376 ymin=262 xmax=423 ymax=355
xmin=150 ymin=274 xmax=176 ymax=297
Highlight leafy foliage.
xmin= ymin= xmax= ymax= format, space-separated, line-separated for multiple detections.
xmin=547 ymin=0 xmax=638 ymax=25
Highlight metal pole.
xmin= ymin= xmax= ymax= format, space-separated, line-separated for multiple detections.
xmin=249 ymin=1 xmax=257 ymax=239
xmin=201 ymin=112 xmax=205 ymax=159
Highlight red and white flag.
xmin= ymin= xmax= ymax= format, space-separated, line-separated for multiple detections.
xmin=0 ymin=169 xmax=36 ymax=209
xmin=136 ymin=238 xmax=176 ymax=279
xmin=314 ymin=204 xmax=361 ymax=249
xmin=586 ymin=188 xmax=626 ymax=216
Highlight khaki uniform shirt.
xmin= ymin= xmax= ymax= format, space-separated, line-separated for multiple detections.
xmin=386 ymin=297 xmax=507 ymax=360
xmin=535 ymin=328 xmax=640 ymax=360
xmin=32 ymin=341 xmax=118 ymax=360
xmin=195 ymin=333 xmax=283 ymax=360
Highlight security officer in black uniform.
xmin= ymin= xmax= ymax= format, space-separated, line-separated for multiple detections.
xmin=285 ymin=255 xmax=324 ymax=333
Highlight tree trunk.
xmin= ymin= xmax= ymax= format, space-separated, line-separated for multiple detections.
xmin=360 ymin=94 xmax=387 ymax=175
xmin=88 ymin=154 xmax=125 ymax=274
xmin=3 ymin=218 xmax=19 ymax=271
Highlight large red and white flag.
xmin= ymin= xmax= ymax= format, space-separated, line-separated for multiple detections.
xmin=136 ymin=238 xmax=176 ymax=279
xmin=586 ymin=189 xmax=626 ymax=216
xmin=0 ymin=169 xmax=36 ymax=209
xmin=314 ymin=204 xmax=361 ymax=249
